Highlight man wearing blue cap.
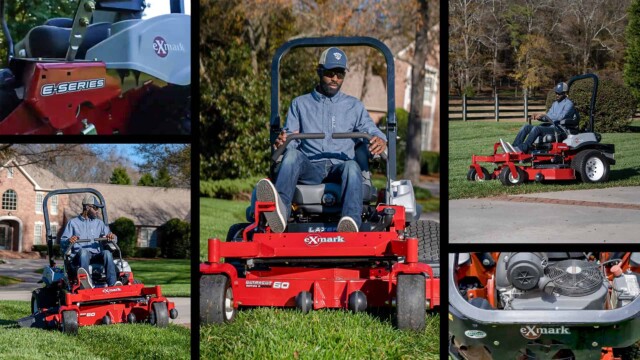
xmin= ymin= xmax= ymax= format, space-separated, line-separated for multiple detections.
xmin=256 ymin=47 xmax=387 ymax=233
xmin=503 ymin=82 xmax=577 ymax=154
xmin=60 ymin=195 xmax=119 ymax=289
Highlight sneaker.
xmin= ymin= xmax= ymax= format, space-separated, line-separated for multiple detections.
xmin=337 ymin=216 xmax=359 ymax=233
xmin=113 ymin=281 xmax=123 ymax=287
xmin=256 ymin=179 xmax=287 ymax=233
xmin=77 ymin=268 xmax=93 ymax=289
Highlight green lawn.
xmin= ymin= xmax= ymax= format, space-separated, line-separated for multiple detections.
xmin=449 ymin=120 xmax=640 ymax=199
xmin=0 ymin=301 xmax=189 ymax=360
xmin=201 ymin=308 xmax=440 ymax=359
xmin=200 ymin=198 xmax=440 ymax=358
xmin=127 ymin=259 xmax=190 ymax=297
xmin=0 ymin=275 xmax=22 ymax=286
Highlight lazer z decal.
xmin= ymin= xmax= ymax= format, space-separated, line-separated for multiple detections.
xmin=40 ymin=78 xmax=105 ymax=96
xmin=304 ymin=235 xmax=346 ymax=246
xmin=521 ymin=325 xmax=571 ymax=340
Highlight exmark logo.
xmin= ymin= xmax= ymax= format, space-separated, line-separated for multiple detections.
xmin=102 ymin=287 xmax=122 ymax=294
xmin=40 ymin=78 xmax=105 ymax=96
xmin=303 ymin=235 xmax=345 ymax=246
xmin=520 ymin=325 xmax=571 ymax=340
xmin=153 ymin=36 xmax=186 ymax=58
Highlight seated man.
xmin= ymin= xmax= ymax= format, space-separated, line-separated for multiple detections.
xmin=257 ymin=47 xmax=387 ymax=233
xmin=60 ymin=195 xmax=119 ymax=289
xmin=505 ymin=82 xmax=577 ymax=154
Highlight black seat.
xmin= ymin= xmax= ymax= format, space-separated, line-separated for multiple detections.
xmin=292 ymin=182 xmax=376 ymax=214
xmin=15 ymin=22 xmax=110 ymax=59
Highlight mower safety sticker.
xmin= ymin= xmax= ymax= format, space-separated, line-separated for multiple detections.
xmin=245 ymin=281 xmax=273 ymax=288
xmin=40 ymin=78 xmax=105 ymax=96
xmin=464 ymin=330 xmax=487 ymax=339
xmin=303 ymin=235 xmax=345 ymax=246
xmin=520 ymin=325 xmax=571 ymax=340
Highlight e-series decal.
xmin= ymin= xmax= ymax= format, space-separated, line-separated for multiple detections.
xmin=40 ymin=78 xmax=105 ymax=96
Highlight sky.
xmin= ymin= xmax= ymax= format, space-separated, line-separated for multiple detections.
xmin=143 ymin=0 xmax=192 ymax=18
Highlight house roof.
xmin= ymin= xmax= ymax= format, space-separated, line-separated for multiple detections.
xmin=3 ymin=159 xmax=68 ymax=191
xmin=65 ymin=182 xmax=191 ymax=227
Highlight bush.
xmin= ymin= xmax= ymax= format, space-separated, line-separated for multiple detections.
xmin=546 ymin=76 xmax=637 ymax=132
xmin=380 ymin=108 xmax=410 ymax=174
xmin=32 ymin=244 xmax=60 ymax=258
xmin=200 ymin=176 xmax=263 ymax=199
xmin=420 ymin=151 xmax=440 ymax=175
xmin=110 ymin=217 xmax=136 ymax=258
xmin=158 ymin=218 xmax=190 ymax=259
xmin=134 ymin=247 xmax=160 ymax=258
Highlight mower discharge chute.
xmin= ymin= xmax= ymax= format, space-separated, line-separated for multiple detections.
xmin=0 ymin=0 xmax=190 ymax=135
xmin=468 ymin=74 xmax=615 ymax=185
xmin=17 ymin=188 xmax=177 ymax=335
xmin=449 ymin=252 xmax=640 ymax=359
xmin=200 ymin=37 xmax=440 ymax=331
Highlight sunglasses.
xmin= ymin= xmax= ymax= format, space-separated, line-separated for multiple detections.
xmin=322 ymin=69 xmax=346 ymax=79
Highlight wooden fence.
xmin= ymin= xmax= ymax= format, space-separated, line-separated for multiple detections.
xmin=449 ymin=94 xmax=547 ymax=122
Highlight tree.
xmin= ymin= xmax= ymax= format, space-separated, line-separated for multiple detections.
xmin=624 ymin=0 xmax=640 ymax=101
xmin=137 ymin=173 xmax=155 ymax=186
xmin=158 ymin=218 xmax=190 ymax=259
xmin=154 ymin=167 xmax=172 ymax=188
xmin=109 ymin=167 xmax=131 ymax=185
xmin=135 ymin=144 xmax=190 ymax=187
xmin=110 ymin=217 xmax=136 ymax=258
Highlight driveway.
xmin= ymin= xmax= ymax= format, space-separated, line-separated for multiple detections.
xmin=450 ymin=186 xmax=640 ymax=243
xmin=0 ymin=259 xmax=190 ymax=325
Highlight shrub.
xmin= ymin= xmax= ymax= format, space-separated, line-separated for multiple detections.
xmin=158 ymin=218 xmax=190 ymax=259
xmin=134 ymin=247 xmax=160 ymax=258
xmin=546 ymin=76 xmax=637 ymax=132
xmin=110 ymin=217 xmax=136 ymax=258
xmin=199 ymin=176 xmax=263 ymax=199
xmin=420 ymin=151 xmax=440 ymax=175
xmin=32 ymin=244 xmax=60 ymax=258
xmin=380 ymin=108 xmax=410 ymax=174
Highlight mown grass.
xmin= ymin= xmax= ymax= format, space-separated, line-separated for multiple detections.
xmin=127 ymin=259 xmax=190 ymax=297
xmin=0 ymin=275 xmax=23 ymax=286
xmin=449 ymin=120 xmax=640 ymax=199
xmin=201 ymin=308 xmax=440 ymax=359
xmin=200 ymin=198 xmax=247 ymax=260
xmin=0 ymin=300 xmax=190 ymax=360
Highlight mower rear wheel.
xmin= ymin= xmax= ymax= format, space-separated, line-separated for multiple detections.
xmin=225 ymin=223 xmax=251 ymax=277
xmin=406 ymin=220 xmax=439 ymax=263
xmin=572 ymin=149 xmax=610 ymax=183
xmin=61 ymin=310 xmax=78 ymax=335
xmin=498 ymin=166 xmax=526 ymax=186
xmin=200 ymin=275 xmax=236 ymax=324
xmin=150 ymin=302 xmax=169 ymax=328
xmin=396 ymin=274 xmax=426 ymax=331
xmin=467 ymin=167 xmax=492 ymax=181
xmin=295 ymin=291 xmax=313 ymax=313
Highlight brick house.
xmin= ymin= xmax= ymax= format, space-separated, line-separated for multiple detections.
xmin=0 ymin=160 xmax=190 ymax=253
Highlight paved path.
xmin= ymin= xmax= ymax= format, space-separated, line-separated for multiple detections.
xmin=0 ymin=259 xmax=190 ymax=325
xmin=450 ymin=186 xmax=640 ymax=243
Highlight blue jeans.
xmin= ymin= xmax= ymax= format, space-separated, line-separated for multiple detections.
xmin=513 ymin=124 xmax=557 ymax=153
xmin=275 ymin=149 xmax=363 ymax=227
xmin=73 ymin=249 xmax=117 ymax=286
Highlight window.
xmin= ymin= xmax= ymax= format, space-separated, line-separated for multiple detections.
xmin=6 ymin=167 xmax=13 ymax=178
xmin=139 ymin=228 xmax=152 ymax=248
xmin=2 ymin=189 xmax=17 ymax=210
xmin=422 ymin=69 xmax=438 ymax=107
xmin=50 ymin=223 xmax=58 ymax=239
xmin=34 ymin=222 xmax=43 ymax=246
xmin=51 ymin=195 xmax=58 ymax=215
xmin=35 ymin=192 xmax=43 ymax=214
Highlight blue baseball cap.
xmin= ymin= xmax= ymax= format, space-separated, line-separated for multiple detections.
xmin=555 ymin=82 xmax=568 ymax=94
xmin=318 ymin=47 xmax=349 ymax=70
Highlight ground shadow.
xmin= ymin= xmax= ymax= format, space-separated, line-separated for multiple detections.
xmin=610 ymin=167 xmax=640 ymax=181
xmin=0 ymin=319 xmax=18 ymax=327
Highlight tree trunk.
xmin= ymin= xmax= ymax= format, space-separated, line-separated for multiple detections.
xmin=404 ymin=0 xmax=430 ymax=183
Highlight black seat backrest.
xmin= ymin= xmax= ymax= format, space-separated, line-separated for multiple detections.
xmin=19 ymin=22 xmax=110 ymax=59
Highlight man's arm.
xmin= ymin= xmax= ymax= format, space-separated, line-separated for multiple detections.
xmin=60 ymin=220 xmax=74 ymax=254
xmin=353 ymin=103 xmax=386 ymax=141
xmin=282 ymin=99 xmax=302 ymax=150
xmin=547 ymin=100 xmax=575 ymax=123
xmin=99 ymin=221 xmax=117 ymax=244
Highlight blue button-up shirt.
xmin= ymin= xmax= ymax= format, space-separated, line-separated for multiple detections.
xmin=60 ymin=215 xmax=117 ymax=255
xmin=547 ymin=97 xmax=576 ymax=123
xmin=284 ymin=88 xmax=387 ymax=163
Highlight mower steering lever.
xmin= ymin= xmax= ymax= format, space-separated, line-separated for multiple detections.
xmin=271 ymin=133 xmax=325 ymax=162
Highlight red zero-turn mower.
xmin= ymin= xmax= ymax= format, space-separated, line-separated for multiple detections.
xmin=0 ymin=0 xmax=190 ymax=134
xmin=449 ymin=252 xmax=640 ymax=360
xmin=468 ymin=74 xmax=615 ymax=186
xmin=200 ymin=37 xmax=440 ymax=331
xmin=17 ymin=188 xmax=177 ymax=334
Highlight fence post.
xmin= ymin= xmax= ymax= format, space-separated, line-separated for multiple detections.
xmin=462 ymin=93 xmax=467 ymax=122
xmin=494 ymin=92 xmax=499 ymax=122
xmin=524 ymin=88 xmax=529 ymax=123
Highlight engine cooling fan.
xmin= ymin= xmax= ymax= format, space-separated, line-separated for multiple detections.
xmin=544 ymin=259 xmax=603 ymax=297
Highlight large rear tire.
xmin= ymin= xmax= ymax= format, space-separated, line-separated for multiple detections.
xmin=571 ymin=149 xmax=610 ymax=183
xmin=200 ymin=274 xmax=236 ymax=325
xmin=406 ymin=220 xmax=439 ymax=278
xmin=396 ymin=274 xmax=426 ymax=331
